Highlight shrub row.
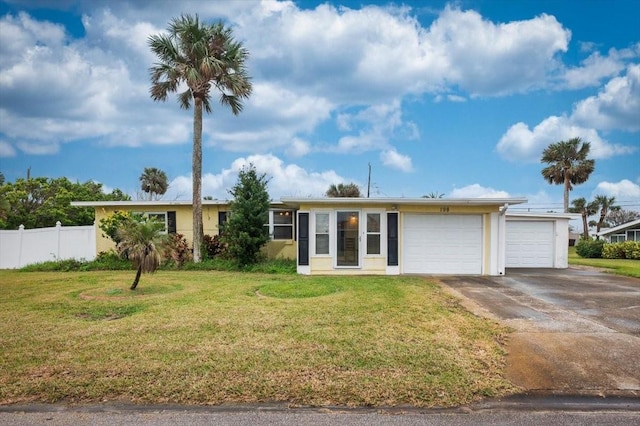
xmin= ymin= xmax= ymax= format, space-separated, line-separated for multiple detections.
xmin=602 ymin=241 xmax=640 ymax=260
xmin=575 ymin=238 xmax=605 ymax=258
xmin=575 ymin=238 xmax=640 ymax=259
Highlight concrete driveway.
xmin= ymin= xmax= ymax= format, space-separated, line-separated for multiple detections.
xmin=439 ymin=267 xmax=640 ymax=397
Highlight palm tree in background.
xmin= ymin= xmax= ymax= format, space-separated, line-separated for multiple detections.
xmin=149 ymin=15 xmax=252 ymax=262
xmin=117 ymin=218 xmax=166 ymax=290
xmin=139 ymin=167 xmax=168 ymax=200
xmin=593 ymin=195 xmax=618 ymax=235
xmin=326 ymin=183 xmax=361 ymax=197
xmin=569 ymin=197 xmax=598 ymax=239
xmin=541 ymin=138 xmax=595 ymax=213
xmin=422 ymin=192 xmax=445 ymax=198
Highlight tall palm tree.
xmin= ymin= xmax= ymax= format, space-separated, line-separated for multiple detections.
xmin=326 ymin=183 xmax=361 ymax=197
xmin=593 ymin=195 xmax=617 ymax=235
xmin=541 ymin=138 xmax=595 ymax=213
xmin=139 ymin=167 xmax=168 ymax=200
xmin=117 ymin=218 xmax=166 ymax=290
xmin=149 ymin=15 xmax=252 ymax=262
xmin=569 ymin=197 xmax=598 ymax=239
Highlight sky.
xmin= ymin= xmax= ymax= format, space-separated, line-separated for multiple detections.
xmin=0 ymin=0 xmax=639 ymax=213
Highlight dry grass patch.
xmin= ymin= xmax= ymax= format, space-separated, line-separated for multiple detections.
xmin=0 ymin=271 xmax=515 ymax=407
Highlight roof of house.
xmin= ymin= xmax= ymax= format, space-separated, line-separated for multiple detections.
xmin=597 ymin=218 xmax=640 ymax=237
xmin=72 ymin=197 xmax=528 ymax=209
xmin=505 ymin=211 xmax=581 ymax=220
xmin=279 ymin=197 xmax=527 ymax=208
xmin=70 ymin=200 xmax=286 ymax=207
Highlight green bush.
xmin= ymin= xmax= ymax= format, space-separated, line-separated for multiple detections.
xmin=603 ymin=241 xmax=640 ymax=260
xmin=575 ymin=238 xmax=605 ymax=258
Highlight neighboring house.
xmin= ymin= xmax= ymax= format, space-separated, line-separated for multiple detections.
xmin=73 ymin=197 xmax=576 ymax=276
xmin=597 ymin=218 xmax=640 ymax=243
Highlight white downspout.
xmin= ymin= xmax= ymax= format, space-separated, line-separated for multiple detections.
xmin=498 ymin=203 xmax=508 ymax=275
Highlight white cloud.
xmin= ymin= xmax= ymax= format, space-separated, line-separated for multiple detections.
xmin=450 ymin=184 xmax=510 ymax=198
xmin=593 ymin=179 xmax=640 ymax=199
xmin=572 ymin=63 xmax=640 ymax=131
xmin=165 ymin=154 xmax=348 ymax=200
xmin=285 ymin=138 xmax=311 ymax=157
xmin=497 ymin=115 xmax=636 ymax=162
xmin=560 ymin=46 xmax=636 ymax=89
xmin=380 ymin=149 xmax=413 ymax=172
xmin=0 ymin=140 xmax=16 ymax=157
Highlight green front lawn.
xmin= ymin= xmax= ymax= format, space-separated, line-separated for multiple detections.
xmin=568 ymin=247 xmax=640 ymax=278
xmin=0 ymin=270 xmax=514 ymax=407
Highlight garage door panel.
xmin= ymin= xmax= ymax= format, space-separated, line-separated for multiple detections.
xmin=506 ymin=221 xmax=554 ymax=267
xmin=403 ymin=214 xmax=482 ymax=274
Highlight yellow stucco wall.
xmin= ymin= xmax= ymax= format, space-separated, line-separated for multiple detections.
xmin=309 ymin=256 xmax=386 ymax=275
xmin=94 ymin=205 xmax=295 ymax=260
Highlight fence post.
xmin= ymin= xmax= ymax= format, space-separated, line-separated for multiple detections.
xmin=56 ymin=221 xmax=62 ymax=261
xmin=18 ymin=224 xmax=25 ymax=268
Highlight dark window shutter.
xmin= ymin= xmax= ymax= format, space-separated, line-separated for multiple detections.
xmin=387 ymin=212 xmax=398 ymax=266
xmin=298 ymin=212 xmax=309 ymax=266
xmin=218 ymin=212 xmax=227 ymax=235
xmin=167 ymin=211 xmax=177 ymax=234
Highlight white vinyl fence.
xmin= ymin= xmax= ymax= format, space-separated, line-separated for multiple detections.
xmin=0 ymin=222 xmax=96 ymax=269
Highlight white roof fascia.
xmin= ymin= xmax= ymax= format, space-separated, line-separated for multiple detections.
xmin=597 ymin=218 xmax=640 ymax=236
xmin=71 ymin=200 xmax=287 ymax=207
xmin=506 ymin=212 xmax=581 ymax=220
xmin=279 ymin=197 xmax=527 ymax=207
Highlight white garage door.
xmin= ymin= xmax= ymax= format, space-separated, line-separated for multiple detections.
xmin=403 ymin=214 xmax=483 ymax=274
xmin=506 ymin=221 xmax=554 ymax=267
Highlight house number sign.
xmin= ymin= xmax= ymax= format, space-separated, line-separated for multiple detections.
xmin=440 ymin=206 xmax=450 ymax=213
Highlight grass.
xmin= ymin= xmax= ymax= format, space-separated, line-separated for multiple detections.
xmin=0 ymin=270 xmax=515 ymax=407
xmin=568 ymin=247 xmax=640 ymax=278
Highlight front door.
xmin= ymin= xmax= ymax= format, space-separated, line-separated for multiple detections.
xmin=337 ymin=211 xmax=359 ymax=267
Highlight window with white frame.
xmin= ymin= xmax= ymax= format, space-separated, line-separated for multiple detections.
xmin=366 ymin=213 xmax=381 ymax=255
xmin=315 ymin=213 xmax=330 ymax=255
xmin=266 ymin=210 xmax=294 ymax=240
xmin=611 ymin=234 xmax=626 ymax=243
xmin=627 ymin=229 xmax=640 ymax=241
xmin=134 ymin=212 xmax=169 ymax=234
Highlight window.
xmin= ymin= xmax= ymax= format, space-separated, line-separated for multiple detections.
xmin=265 ymin=210 xmax=294 ymax=240
xmin=611 ymin=234 xmax=626 ymax=243
xmin=366 ymin=213 xmax=381 ymax=255
xmin=273 ymin=210 xmax=293 ymax=240
xmin=139 ymin=212 xmax=168 ymax=234
xmin=218 ymin=211 xmax=227 ymax=235
xmin=315 ymin=213 xmax=330 ymax=255
xmin=628 ymin=230 xmax=640 ymax=241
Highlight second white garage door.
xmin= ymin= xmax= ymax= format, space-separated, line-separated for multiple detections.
xmin=506 ymin=220 xmax=554 ymax=267
xmin=402 ymin=214 xmax=483 ymax=274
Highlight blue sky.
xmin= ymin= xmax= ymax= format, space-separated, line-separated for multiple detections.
xmin=0 ymin=0 xmax=639 ymax=213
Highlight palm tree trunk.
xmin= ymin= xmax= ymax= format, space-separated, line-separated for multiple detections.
xmin=597 ymin=208 xmax=607 ymax=234
xmin=563 ymin=174 xmax=570 ymax=213
xmin=192 ymin=97 xmax=204 ymax=263
xmin=582 ymin=211 xmax=589 ymax=239
xmin=131 ymin=264 xmax=142 ymax=290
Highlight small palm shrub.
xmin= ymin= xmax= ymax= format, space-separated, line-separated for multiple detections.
xmin=602 ymin=241 xmax=640 ymax=260
xmin=575 ymin=238 xmax=604 ymax=258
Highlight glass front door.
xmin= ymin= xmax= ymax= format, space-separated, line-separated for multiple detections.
xmin=337 ymin=211 xmax=359 ymax=267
